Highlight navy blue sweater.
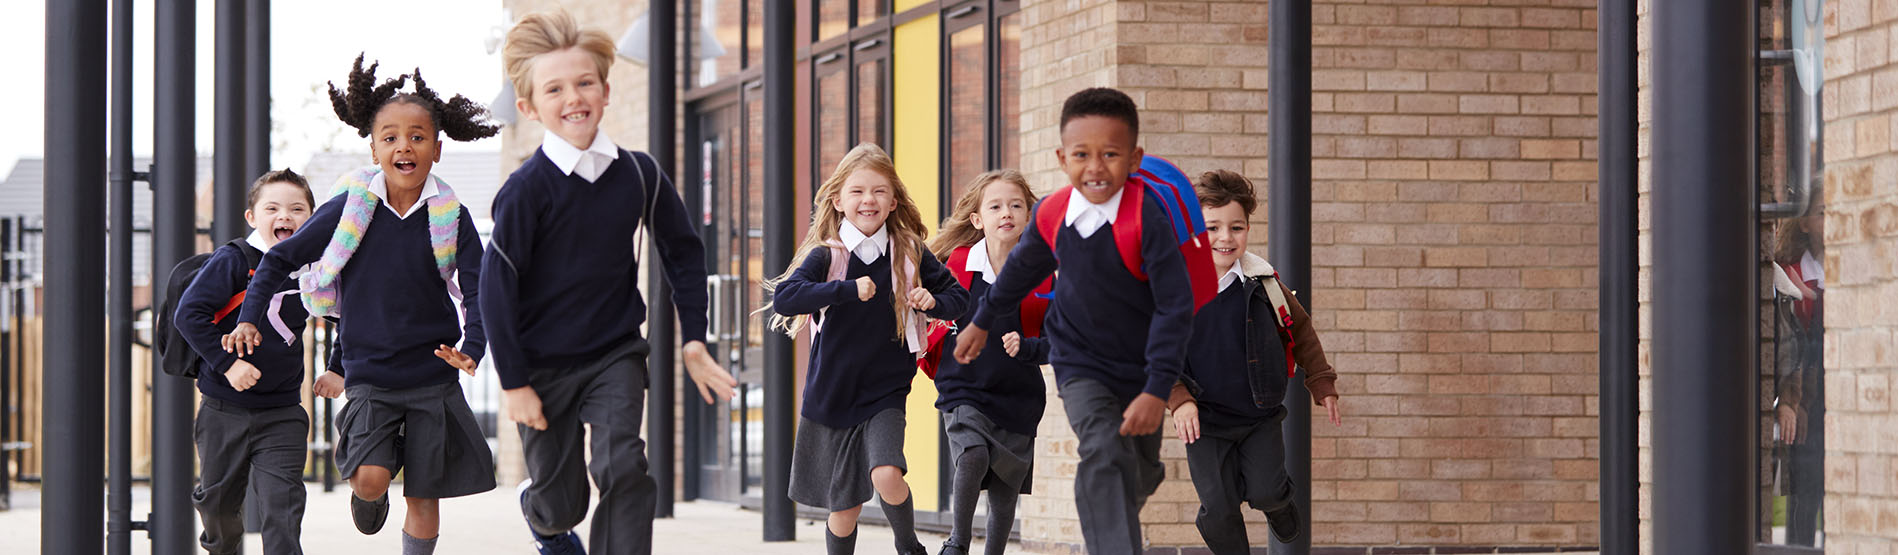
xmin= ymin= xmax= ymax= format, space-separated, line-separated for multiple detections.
xmin=177 ymin=242 xmax=310 ymax=408
xmin=1183 ymin=283 xmax=1286 ymax=429
xmin=238 ymin=196 xmax=485 ymax=390
xmin=973 ymin=193 xmax=1195 ymax=404
xmin=773 ymin=245 xmax=968 ymax=429
xmin=482 ymin=149 xmax=710 ymax=389
xmin=935 ymin=276 xmax=1048 ymax=436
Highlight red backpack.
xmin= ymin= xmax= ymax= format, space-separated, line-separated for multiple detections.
xmin=916 ymin=245 xmax=1055 ymax=378
xmin=1032 ymin=155 xmax=1218 ymax=312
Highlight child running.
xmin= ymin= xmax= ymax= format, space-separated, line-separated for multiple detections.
xmin=766 ymin=143 xmax=970 ymax=555
xmin=953 ymin=87 xmax=1193 ymax=555
xmin=176 ymin=170 xmax=317 ymax=555
xmin=927 ymin=170 xmax=1051 ymax=555
xmin=1167 ymin=170 xmax=1340 ymax=553
xmin=487 ymin=10 xmax=737 ymax=555
xmin=224 ymin=56 xmax=498 ymax=555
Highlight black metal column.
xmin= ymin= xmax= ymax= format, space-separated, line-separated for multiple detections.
xmin=244 ymin=0 xmax=270 ymax=180
xmin=1651 ymin=0 xmax=1756 ymax=552
xmin=1267 ymin=1 xmax=1312 ymax=554
xmin=762 ymin=0 xmax=796 ymax=541
xmin=43 ymin=1 xmax=108 ymax=553
xmin=648 ymin=0 xmax=680 ymax=520
xmin=213 ymin=0 xmax=246 ymax=242
xmin=108 ymin=0 xmax=140 ymax=551
xmin=1596 ymin=0 xmax=1638 ymax=553
xmin=152 ymin=0 xmax=200 ymax=551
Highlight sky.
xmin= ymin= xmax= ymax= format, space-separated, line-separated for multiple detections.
xmin=1 ymin=0 xmax=515 ymax=178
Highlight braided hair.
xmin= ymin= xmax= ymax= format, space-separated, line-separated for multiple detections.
xmin=327 ymin=54 xmax=501 ymax=142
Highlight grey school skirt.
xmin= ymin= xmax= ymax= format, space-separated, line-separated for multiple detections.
xmin=942 ymin=404 xmax=1036 ymax=494
xmin=334 ymin=380 xmax=496 ymax=499
xmin=789 ymin=408 xmax=908 ymax=511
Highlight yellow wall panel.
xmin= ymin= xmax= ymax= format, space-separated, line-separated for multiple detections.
xmin=893 ymin=13 xmax=942 ymax=511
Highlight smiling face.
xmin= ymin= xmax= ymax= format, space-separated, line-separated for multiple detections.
xmin=370 ymin=101 xmax=442 ymax=193
xmin=969 ymin=178 xmax=1031 ymax=245
xmin=247 ymin=182 xmax=314 ymax=247
xmin=1057 ymin=115 xmax=1143 ymax=205
xmin=833 ymin=169 xmax=895 ymax=236
xmin=518 ymin=47 xmax=611 ymax=150
xmin=1203 ymin=202 xmax=1249 ymax=274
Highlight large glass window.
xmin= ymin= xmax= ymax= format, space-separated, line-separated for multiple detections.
xmin=999 ymin=10 xmax=1022 ymax=171
xmin=818 ymin=0 xmax=849 ymax=42
xmin=856 ymin=0 xmax=883 ymax=27
xmin=695 ymin=0 xmax=744 ymax=87
xmin=817 ymin=59 xmax=851 ymax=179
xmin=856 ymin=59 xmax=887 ymax=150
xmin=946 ymin=22 xmax=987 ymax=200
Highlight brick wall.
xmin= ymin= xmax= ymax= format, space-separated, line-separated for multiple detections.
xmin=1821 ymin=0 xmax=1898 ymax=551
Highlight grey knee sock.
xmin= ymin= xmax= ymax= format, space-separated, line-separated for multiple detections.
xmin=882 ymin=494 xmax=925 ymax=554
xmin=826 ymin=526 xmax=858 ymax=555
xmin=401 ymin=531 xmax=437 ymax=555
xmin=985 ymin=485 xmax=1021 ymax=555
xmin=947 ymin=446 xmax=990 ymax=549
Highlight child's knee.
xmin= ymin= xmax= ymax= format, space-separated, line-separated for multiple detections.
xmin=870 ymin=465 xmax=907 ymax=490
xmin=827 ymin=506 xmax=863 ymax=536
xmin=349 ymin=466 xmax=393 ymax=498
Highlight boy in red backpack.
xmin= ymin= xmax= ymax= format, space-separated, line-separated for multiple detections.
xmin=954 ymin=87 xmax=1193 ymax=555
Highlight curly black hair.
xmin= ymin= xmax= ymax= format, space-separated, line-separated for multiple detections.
xmin=327 ymin=54 xmax=500 ymax=142
xmin=1059 ymin=87 xmax=1141 ymax=140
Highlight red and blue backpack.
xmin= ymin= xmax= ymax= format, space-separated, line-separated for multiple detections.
xmin=1033 ymin=155 xmax=1218 ymax=312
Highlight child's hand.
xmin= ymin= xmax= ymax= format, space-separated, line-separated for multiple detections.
xmin=1778 ymin=404 xmax=1798 ymax=444
xmin=1002 ymin=332 xmax=1022 ymax=357
xmin=856 ymin=276 xmax=876 ymax=301
xmin=1120 ymin=393 xmax=1166 ymax=436
xmin=953 ymin=325 xmax=989 ymax=364
xmin=1322 ymin=395 xmax=1342 ymax=426
xmin=683 ymin=341 xmax=739 ymax=404
xmin=223 ymin=322 xmax=262 ymax=356
xmin=1172 ymin=401 xmax=1200 ymax=444
xmin=505 ymin=386 xmax=549 ymax=431
xmin=906 ymin=287 xmax=936 ymax=311
xmin=435 ymin=344 xmax=478 ymax=376
xmin=223 ymin=360 xmax=262 ymax=392
xmin=313 ymin=372 xmax=344 ymax=399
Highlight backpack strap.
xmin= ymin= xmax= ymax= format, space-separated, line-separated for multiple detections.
xmin=1112 ymin=178 xmax=1148 ymax=280
xmin=945 ymin=245 xmax=974 ymax=289
xmin=1035 ymin=187 xmax=1073 ymax=256
xmin=211 ymin=239 xmax=264 ymax=324
xmin=808 ymin=244 xmax=852 ymax=335
xmin=1259 ymin=273 xmax=1297 ymax=377
xmin=627 ymin=150 xmax=666 ymax=268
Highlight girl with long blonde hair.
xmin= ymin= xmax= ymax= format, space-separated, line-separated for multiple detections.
xmin=764 ymin=143 xmax=969 ymax=555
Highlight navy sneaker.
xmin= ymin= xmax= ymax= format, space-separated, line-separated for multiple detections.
xmin=349 ymin=493 xmax=389 ymax=535
xmin=518 ymin=479 xmax=586 ymax=554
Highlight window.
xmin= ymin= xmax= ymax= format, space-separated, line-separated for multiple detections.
xmin=946 ymin=21 xmax=987 ymax=200
xmin=999 ymin=10 xmax=1022 ymax=171
xmin=694 ymin=0 xmax=744 ymax=87
xmin=816 ymin=55 xmax=851 ymax=180
xmin=818 ymin=0 xmax=849 ymax=42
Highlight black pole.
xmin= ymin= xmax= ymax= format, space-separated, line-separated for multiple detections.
xmin=648 ymin=0 xmax=680 ymax=520
xmin=43 ymin=0 xmax=108 ymax=552
xmin=213 ymin=0 xmax=246 ymax=243
xmin=152 ymin=0 xmax=200 ymax=551
xmin=108 ymin=0 xmax=138 ymax=551
xmin=244 ymin=0 xmax=270 ymax=181
xmin=1267 ymin=1 xmax=1312 ymax=554
xmin=1651 ymin=0 xmax=1756 ymax=552
xmin=762 ymin=0 xmax=796 ymax=541
xmin=1597 ymin=0 xmax=1638 ymax=553
xmin=0 ymin=219 xmax=10 ymax=508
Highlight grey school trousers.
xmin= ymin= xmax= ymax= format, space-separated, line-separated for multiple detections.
xmin=1058 ymin=378 xmax=1165 ymax=555
xmin=192 ymin=399 xmax=309 ymax=555
xmin=1185 ymin=412 xmax=1295 ymax=554
xmin=518 ymin=339 xmax=656 ymax=555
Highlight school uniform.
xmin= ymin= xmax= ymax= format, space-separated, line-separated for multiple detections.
xmin=1170 ymin=252 xmax=1337 ymax=554
xmin=771 ymin=224 xmax=968 ymax=514
xmin=238 ymin=172 xmax=494 ymax=500
xmin=175 ymin=231 xmax=311 ymax=555
xmin=971 ymin=187 xmax=1196 ymax=555
xmin=934 ymin=240 xmax=1048 ymax=554
xmin=480 ymin=129 xmax=710 ymax=554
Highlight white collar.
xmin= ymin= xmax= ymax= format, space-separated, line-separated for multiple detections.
xmin=839 ymin=221 xmax=890 ymax=263
xmin=541 ymin=128 xmax=619 ymax=177
xmin=965 ymin=238 xmax=997 ymax=284
xmin=367 ymin=171 xmax=439 ymax=220
xmin=245 ymin=230 xmax=273 ymax=252
xmin=1799 ymin=250 xmax=1825 ymax=290
xmin=1218 ymin=261 xmax=1246 ymax=292
xmin=1064 ymin=186 xmax=1123 ymax=226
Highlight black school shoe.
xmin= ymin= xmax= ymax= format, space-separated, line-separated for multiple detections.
xmin=1264 ymin=502 xmax=1301 ymax=544
xmin=939 ymin=540 xmax=969 ymax=555
xmin=351 ymin=493 xmax=390 ymax=535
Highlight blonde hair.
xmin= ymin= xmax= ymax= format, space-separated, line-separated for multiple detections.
xmin=762 ymin=143 xmax=929 ymax=339
xmin=503 ymin=9 xmax=616 ymax=100
xmin=929 ymin=169 xmax=1037 ymax=260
